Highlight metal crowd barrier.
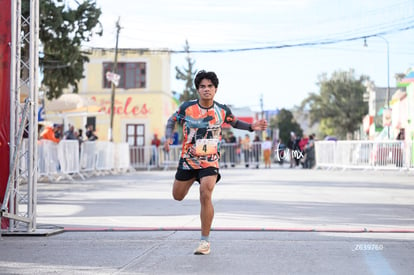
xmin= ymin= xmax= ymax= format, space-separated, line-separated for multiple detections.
xmin=39 ymin=140 xmax=275 ymax=181
xmin=115 ymin=142 xmax=132 ymax=172
xmin=220 ymin=142 xmax=263 ymax=168
xmin=128 ymin=142 xmax=269 ymax=170
xmin=58 ymin=140 xmax=84 ymax=180
xmin=159 ymin=145 xmax=182 ymax=170
xmin=128 ymin=142 xmax=268 ymax=170
xmin=129 ymin=145 xmax=181 ymax=170
xmin=220 ymin=143 xmax=240 ymax=167
xmin=95 ymin=141 xmax=115 ymax=174
xmin=38 ymin=140 xmax=60 ymax=181
xmin=315 ymin=140 xmax=413 ymax=171
xmin=37 ymin=140 xmax=132 ymax=181
xmin=37 ymin=139 xmax=413 ymax=179
xmin=80 ymin=141 xmax=97 ymax=174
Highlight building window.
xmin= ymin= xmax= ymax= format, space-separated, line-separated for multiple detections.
xmin=126 ymin=124 xmax=145 ymax=146
xmin=86 ymin=117 xmax=96 ymax=131
xmin=103 ymin=62 xmax=146 ymax=89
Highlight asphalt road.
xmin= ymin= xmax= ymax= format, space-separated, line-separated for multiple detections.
xmin=1 ymin=167 xmax=413 ymax=274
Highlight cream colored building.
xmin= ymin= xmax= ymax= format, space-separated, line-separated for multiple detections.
xmin=46 ymin=48 xmax=178 ymax=146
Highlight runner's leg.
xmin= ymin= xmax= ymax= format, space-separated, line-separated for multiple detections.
xmin=172 ymin=179 xmax=195 ymax=201
xmin=199 ymin=175 xmax=217 ymax=237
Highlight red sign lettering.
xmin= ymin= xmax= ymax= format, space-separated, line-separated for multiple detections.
xmin=91 ymin=96 xmax=151 ymax=117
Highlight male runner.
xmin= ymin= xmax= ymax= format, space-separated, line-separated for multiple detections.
xmin=164 ymin=70 xmax=268 ymax=255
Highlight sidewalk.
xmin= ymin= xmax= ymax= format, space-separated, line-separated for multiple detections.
xmin=1 ymin=168 xmax=413 ymax=274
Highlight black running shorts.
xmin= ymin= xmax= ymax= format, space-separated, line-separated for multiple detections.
xmin=175 ymin=167 xmax=221 ymax=183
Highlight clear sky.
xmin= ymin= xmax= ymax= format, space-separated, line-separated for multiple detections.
xmin=82 ymin=0 xmax=414 ymax=111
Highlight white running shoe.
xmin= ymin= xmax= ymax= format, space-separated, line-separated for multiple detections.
xmin=194 ymin=240 xmax=210 ymax=255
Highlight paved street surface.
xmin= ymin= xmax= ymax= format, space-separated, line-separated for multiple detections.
xmin=1 ymin=167 xmax=414 ymax=274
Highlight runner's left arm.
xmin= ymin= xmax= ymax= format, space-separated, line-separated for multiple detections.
xmin=229 ymin=119 xmax=254 ymax=132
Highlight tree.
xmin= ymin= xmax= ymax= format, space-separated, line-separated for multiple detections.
xmin=175 ymin=40 xmax=198 ymax=102
xmin=22 ymin=0 xmax=102 ymax=100
xmin=300 ymin=69 xmax=368 ymax=139
xmin=270 ymin=108 xmax=303 ymax=145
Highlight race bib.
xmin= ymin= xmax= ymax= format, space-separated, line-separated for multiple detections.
xmin=195 ymin=139 xmax=219 ymax=156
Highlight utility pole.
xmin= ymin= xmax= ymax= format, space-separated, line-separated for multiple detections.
xmin=260 ymin=94 xmax=265 ymax=139
xmin=109 ymin=17 xmax=121 ymax=142
xmin=260 ymin=94 xmax=264 ymax=119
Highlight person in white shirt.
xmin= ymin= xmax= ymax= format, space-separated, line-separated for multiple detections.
xmin=262 ymin=136 xmax=273 ymax=168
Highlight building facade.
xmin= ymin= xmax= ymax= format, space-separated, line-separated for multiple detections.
xmin=363 ymin=80 xmax=398 ymax=139
xmin=45 ymin=48 xmax=178 ymax=146
xmin=363 ymin=68 xmax=414 ymax=143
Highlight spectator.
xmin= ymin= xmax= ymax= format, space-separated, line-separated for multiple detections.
xmin=287 ymin=132 xmax=300 ymax=168
xmin=299 ymin=134 xmax=309 ymax=152
xmin=54 ymin=124 xmax=63 ymax=140
xmin=78 ymin=129 xmax=84 ymax=141
xmin=396 ymin=129 xmax=405 ymax=167
xmin=151 ymin=133 xmax=161 ymax=147
xmin=304 ymin=134 xmax=316 ymax=169
xmin=85 ymin=125 xmax=98 ymax=141
xmin=241 ymin=134 xmax=251 ymax=168
xmin=227 ymin=131 xmax=237 ymax=167
xmin=262 ymin=136 xmax=272 ymax=168
xmin=298 ymin=134 xmax=309 ymax=168
xmin=172 ymin=131 xmax=180 ymax=145
xmin=63 ymin=125 xmax=77 ymax=140
xmin=252 ymin=134 xmax=261 ymax=168
xmin=396 ymin=128 xmax=405 ymax=141
xmin=150 ymin=133 xmax=161 ymax=166
xmin=39 ymin=124 xmax=61 ymax=143
xmin=236 ymin=136 xmax=242 ymax=164
xmin=77 ymin=129 xmax=84 ymax=156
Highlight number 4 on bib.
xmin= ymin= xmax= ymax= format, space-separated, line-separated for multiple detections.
xmin=195 ymin=139 xmax=219 ymax=156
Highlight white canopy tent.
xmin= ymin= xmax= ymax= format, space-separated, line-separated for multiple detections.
xmin=46 ymin=93 xmax=98 ymax=112
xmin=45 ymin=94 xmax=104 ymax=131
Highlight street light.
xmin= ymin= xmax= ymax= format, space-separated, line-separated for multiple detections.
xmin=364 ymin=35 xmax=391 ymax=138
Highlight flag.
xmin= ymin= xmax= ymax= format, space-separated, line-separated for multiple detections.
xmin=106 ymin=71 xmax=121 ymax=87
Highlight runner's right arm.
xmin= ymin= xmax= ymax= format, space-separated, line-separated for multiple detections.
xmin=164 ymin=116 xmax=176 ymax=151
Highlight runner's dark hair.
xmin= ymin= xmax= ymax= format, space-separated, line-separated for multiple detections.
xmin=194 ymin=70 xmax=219 ymax=89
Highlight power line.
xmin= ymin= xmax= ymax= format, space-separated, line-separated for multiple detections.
xmin=118 ymin=1 xmax=414 ymax=51
xmin=168 ymin=23 xmax=414 ymax=54
xmin=107 ymin=18 xmax=414 ymax=55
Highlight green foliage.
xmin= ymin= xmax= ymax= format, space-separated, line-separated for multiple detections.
xmin=175 ymin=40 xmax=198 ymax=102
xmin=319 ymin=118 xmax=335 ymax=137
xmin=272 ymin=108 xmax=303 ymax=144
xmin=23 ymin=0 xmax=102 ymax=100
xmin=300 ymin=69 xmax=368 ymax=139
